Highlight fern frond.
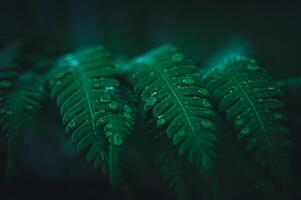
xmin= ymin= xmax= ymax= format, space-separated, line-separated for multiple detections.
xmin=204 ymin=57 xmax=292 ymax=183
xmin=155 ymin=136 xmax=190 ymax=200
xmin=128 ymin=45 xmax=217 ymax=171
xmin=49 ymin=46 xmax=136 ymax=191
xmin=0 ymin=69 xmax=46 ymax=177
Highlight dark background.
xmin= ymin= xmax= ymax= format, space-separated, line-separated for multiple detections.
xmin=0 ymin=0 xmax=300 ymax=200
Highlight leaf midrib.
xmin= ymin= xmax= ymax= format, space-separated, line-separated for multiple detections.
xmin=228 ymin=72 xmax=272 ymax=146
xmin=153 ymin=64 xmax=204 ymax=155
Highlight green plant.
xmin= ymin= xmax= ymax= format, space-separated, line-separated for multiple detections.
xmin=0 ymin=44 xmax=299 ymax=200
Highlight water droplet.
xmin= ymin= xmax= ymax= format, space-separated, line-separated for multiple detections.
xmin=172 ymin=54 xmax=184 ymax=62
xmin=100 ymin=94 xmax=111 ymax=102
xmin=105 ymin=131 xmax=113 ymax=137
xmin=105 ymin=86 xmax=115 ymax=91
xmin=124 ymin=105 xmax=132 ymax=113
xmin=157 ymin=117 xmax=166 ymax=127
xmin=123 ymin=113 xmax=132 ymax=119
xmin=113 ymin=134 xmax=123 ymax=145
xmin=235 ymin=118 xmax=244 ymax=126
xmin=151 ymin=91 xmax=157 ymax=97
xmin=177 ymin=130 xmax=186 ymax=137
xmin=182 ymin=77 xmax=195 ymax=85
xmin=0 ymin=81 xmax=11 ymax=88
xmin=6 ymin=110 xmax=12 ymax=115
xmin=202 ymin=99 xmax=211 ymax=108
xmin=273 ymin=112 xmax=284 ymax=120
xmin=147 ymin=97 xmax=157 ymax=106
xmin=201 ymin=120 xmax=212 ymax=128
xmin=106 ymin=123 xmax=114 ymax=129
xmin=198 ymin=88 xmax=208 ymax=96
xmin=109 ymin=102 xmax=119 ymax=110
xmin=246 ymin=65 xmax=260 ymax=71
xmin=239 ymin=127 xmax=250 ymax=138
xmin=68 ymin=120 xmax=76 ymax=128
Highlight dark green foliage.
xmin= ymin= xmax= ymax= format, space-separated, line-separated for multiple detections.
xmin=127 ymin=45 xmax=217 ymax=172
xmin=49 ymin=46 xmax=137 ymax=192
xmin=0 ymin=68 xmax=46 ymax=176
xmin=155 ymin=137 xmax=191 ymax=200
xmin=204 ymin=57 xmax=292 ymax=189
xmin=0 ymin=44 xmax=299 ymax=200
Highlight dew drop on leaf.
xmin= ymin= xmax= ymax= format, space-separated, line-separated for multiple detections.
xmin=109 ymin=102 xmax=119 ymax=110
xmin=68 ymin=120 xmax=76 ymax=128
xmin=198 ymin=88 xmax=208 ymax=96
xmin=123 ymin=113 xmax=132 ymax=119
xmin=172 ymin=53 xmax=184 ymax=62
xmin=106 ymin=123 xmax=114 ymax=129
xmin=235 ymin=118 xmax=244 ymax=126
xmin=157 ymin=117 xmax=166 ymax=127
xmin=246 ymin=65 xmax=260 ymax=71
xmin=239 ymin=127 xmax=250 ymax=139
xmin=202 ymin=99 xmax=211 ymax=108
xmin=182 ymin=77 xmax=195 ymax=85
xmin=147 ymin=97 xmax=157 ymax=106
xmin=177 ymin=130 xmax=186 ymax=137
xmin=201 ymin=120 xmax=212 ymax=128
xmin=124 ymin=105 xmax=132 ymax=113
xmin=113 ymin=134 xmax=123 ymax=145
xmin=100 ymin=94 xmax=111 ymax=102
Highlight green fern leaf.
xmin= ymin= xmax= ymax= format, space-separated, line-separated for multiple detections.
xmin=0 ymin=69 xmax=46 ymax=177
xmin=128 ymin=45 xmax=217 ymax=171
xmin=204 ymin=57 xmax=292 ymax=183
xmin=155 ymin=136 xmax=190 ymax=200
xmin=49 ymin=46 xmax=136 ymax=191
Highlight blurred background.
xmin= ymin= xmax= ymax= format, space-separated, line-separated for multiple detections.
xmin=0 ymin=1 xmax=301 ymax=200
xmin=1 ymin=0 xmax=301 ymax=78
